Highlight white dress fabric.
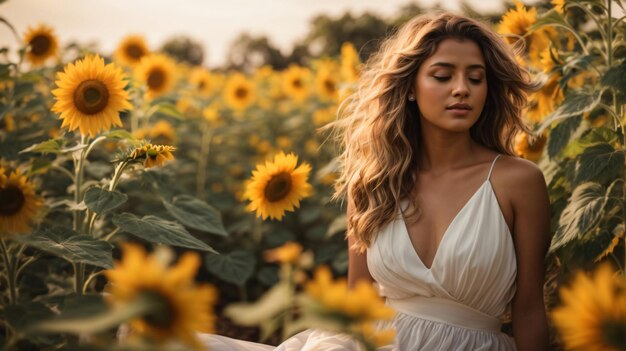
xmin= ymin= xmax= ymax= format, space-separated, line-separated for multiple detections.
xmin=200 ymin=154 xmax=517 ymax=350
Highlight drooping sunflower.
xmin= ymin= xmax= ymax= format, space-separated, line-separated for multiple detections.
xmin=552 ymin=264 xmax=626 ymax=351
xmin=105 ymin=243 xmax=217 ymax=350
xmin=189 ymin=67 xmax=214 ymax=96
xmin=224 ymin=73 xmax=256 ymax=111
xmin=51 ymin=55 xmax=132 ymax=137
xmin=23 ymin=23 xmax=59 ymax=66
xmin=497 ymin=1 xmax=556 ymax=67
xmin=0 ymin=168 xmax=43 ymax=235
xmin=514 ymin=131 xmax=547 ymax=162
xmin=282 ymin=65 xmax=311 ymax=102
xmin=135 ymin=54 xmax=177 ymax=98
xmin=244 ymin=152 xmax=312 ymax=220
xmin=315 ymin=62 xmax=339 ymax=101
xmin=130 ymin=144 xmax=176 ymax=168
xmin=115 ymin=34 xmax=149 ymax=67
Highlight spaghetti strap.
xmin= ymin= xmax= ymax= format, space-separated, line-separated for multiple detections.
xmin=487 ymin=154 xmax=501 ymax=181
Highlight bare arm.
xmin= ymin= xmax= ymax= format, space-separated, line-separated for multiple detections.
xmin=509 ymin=161 xmax=551 ymax=351
xmin=346 ymin=193 xmax=374 ymax=289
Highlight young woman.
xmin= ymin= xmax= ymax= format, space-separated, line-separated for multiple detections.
xmin=201 ymin=11 xmax=551 ymax=351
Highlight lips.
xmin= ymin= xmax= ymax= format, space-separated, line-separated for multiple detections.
xmin=446 ymin=103 xmax=471 ymax=110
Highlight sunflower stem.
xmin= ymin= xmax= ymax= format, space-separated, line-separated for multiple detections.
xmin=82 ymin=270 xmax=103 ymax=294
xmin=281 ymin=264 xmax=294 ymax=341
xmin=73 ymin=135 xmax=88 ymax=233
xmin=0 ymin=238 xmax=18 ymax=305
xmin=196 ymin=125 xmax=213 ymax=198
xmin=109 ymin=161 xmax=129 ymax=192
xmin=252 ymin=217 xmax=263 ymax=244
xmin=73 ymin=262 xmax=85 ymax=295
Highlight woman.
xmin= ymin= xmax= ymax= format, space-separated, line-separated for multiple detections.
xmin=202 ymin=11 xmax=551 ymax=351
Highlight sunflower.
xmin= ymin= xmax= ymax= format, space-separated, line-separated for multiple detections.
xmin=115 ymin=35 xmax=149 ymax=67
xmin=264 ymin=241 xmax=303 ymax=264
xmin=0 ymin=168 xmax=43 ymax=235
xmin=340 ymin=43 xmax=361 ymax=83
xmin=23 ymin=23 xmax=59 ymax=66
xmin=244 ymin=152 xmax=312 ymax=220
xmin=552 ymin=0 xmax=566 ymax=14
xmin=552 ymin=264 xmax=626 ymax=351
xmin=51 ymin=55 xmax=132 ymax=137
xmin=105 ymin=243 xmax=217 ymax=350
xmin=315 ymin=62 xmax=339 ymax=101
xmin=514 ymin=131 xmax=547 ymax=162
xmin=130 ymin=144 xmax=176 ymax=168
xmin=189 ymin=67 xmax=214 ymax=96
xmin=224 ymin=73 xmax=256 ymax=111
xmin=497 ymin=1 xmax=556 ymax=67
xmin=282 ymin=65 xmax=311 ymax=102
xmin=135 ymin=54 xmax=177 ymax=98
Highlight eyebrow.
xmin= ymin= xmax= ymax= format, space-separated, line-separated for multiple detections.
xmin=429 ymin=62 xmax=486 ymax=70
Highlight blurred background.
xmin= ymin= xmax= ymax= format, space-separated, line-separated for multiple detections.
xmin=3 ymin=0 xmax=511 ymax=68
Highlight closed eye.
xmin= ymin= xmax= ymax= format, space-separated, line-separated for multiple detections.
xmin=433 ymin=76 xmax=450 ymax=82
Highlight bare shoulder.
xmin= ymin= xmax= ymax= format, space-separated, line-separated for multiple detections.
xmin=494 ymin=155 xmax=547 ymax=195
xmin=493 ymin=155 xmax=550 ymax=242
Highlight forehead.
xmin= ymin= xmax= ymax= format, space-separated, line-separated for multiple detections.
xmin=422 ymin=38 xmax=485 ymax=68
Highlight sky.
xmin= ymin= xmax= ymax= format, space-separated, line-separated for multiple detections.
xmin=1 ymin=0 xmax=507 ymax=67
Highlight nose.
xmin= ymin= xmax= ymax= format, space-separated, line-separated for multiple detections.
xmin=452 ymin=77 xmax=469 ymax=97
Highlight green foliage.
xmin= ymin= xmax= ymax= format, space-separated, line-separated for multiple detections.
xmin=17 ymin=227 xmax=114 ymax=268
xmin=162 ymin=195 xmax=228 ymax=236
xmin=112 ymin=213 xmax=217 ymax=253
xmin=204 ymin=250 xmax=256 ymax=286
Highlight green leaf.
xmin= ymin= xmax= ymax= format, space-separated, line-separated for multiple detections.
xmin=103 ymin=129 xmax=135 ymax=140
xmin=30 ymin=297 xmax=151 ymax=335
xmin=574 ymin=143 xmax=625 ymax=185
xmin=16 ymin=227 xmax=114 ymax=268
xmin=601 ymin=60 xmax=626 ymax=93
xmin=530 ymin=10 xmax=570 ymax=31
xmin=5 ymin=302 xmax=54 ymax=332
xmin=326 ymin=214 xmax=347 ymax=238
xmin=153 ymin=102 xmax=184 ymax=120
xmin=84 ymin=187 xmax=128 ymax=214
xmin=551 ymin=182 xmax=606 ymax=250
xmin=19 ymin=139 xmax=65 ymax=154
xmin=204 ymin=250 xmax=255 ymax=286
xmin=539 ymin=91 xmax=601 ymax=132
xmin=60 ymin=294 xmax=108 ymax=319
xmin=224 ymin=281 xmax=291 ymax=325
xmin=547 ymin=115 xmax=582 ymax=159
xmin=112 ymin=213 xmax=217 ymax=253
xmin=162 ymin=195 xmax=228 ymax=236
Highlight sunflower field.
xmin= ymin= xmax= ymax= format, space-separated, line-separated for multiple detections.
xmin=0 ymin=0 xmax=625 ymax=350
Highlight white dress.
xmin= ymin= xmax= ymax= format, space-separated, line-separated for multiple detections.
xmin=200 ymin=154 xmax=518 ymax=350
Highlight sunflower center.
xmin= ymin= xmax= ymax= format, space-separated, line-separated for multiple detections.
xmin=73 ymin=79 xmax=110 ymax=115
xmin=198 ymin=81 xmax=207 ymax=90
xmin=235 ymin=87 xmax=248 ymax=99
xmin=0 ymin=186 xmax=25 ymax=216
xmin=125 ymin=44 xmax=144 ymax=60
xmin=141 ymin=290 xmax=175 ymax=329
xmin=264 ymin=172 xmax=292 ymax=202
xmin=30 ymin=34 xmax=51 ymax=56
xmin=601 ymin=319 xmax=626 ymax=349
xmin=147 ymin=148 xmax=159 ymax=158
xmin=292 ymin=79 xmax=303 ymax=89
xmin=324 ymin=79 xmax=336 ymax=93
xmin=147 ymin=69 xmax=166 ymax=90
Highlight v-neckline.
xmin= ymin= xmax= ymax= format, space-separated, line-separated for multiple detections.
xmin=399 ymin=179 xmax=491 ymax=271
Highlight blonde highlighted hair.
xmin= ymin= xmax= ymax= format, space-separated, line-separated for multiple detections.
xmin=328 ymin=12 xmax=536 ymax=252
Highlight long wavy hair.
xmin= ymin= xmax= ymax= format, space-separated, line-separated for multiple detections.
xmin=329 ymin=12 xmax=536 ymax=253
